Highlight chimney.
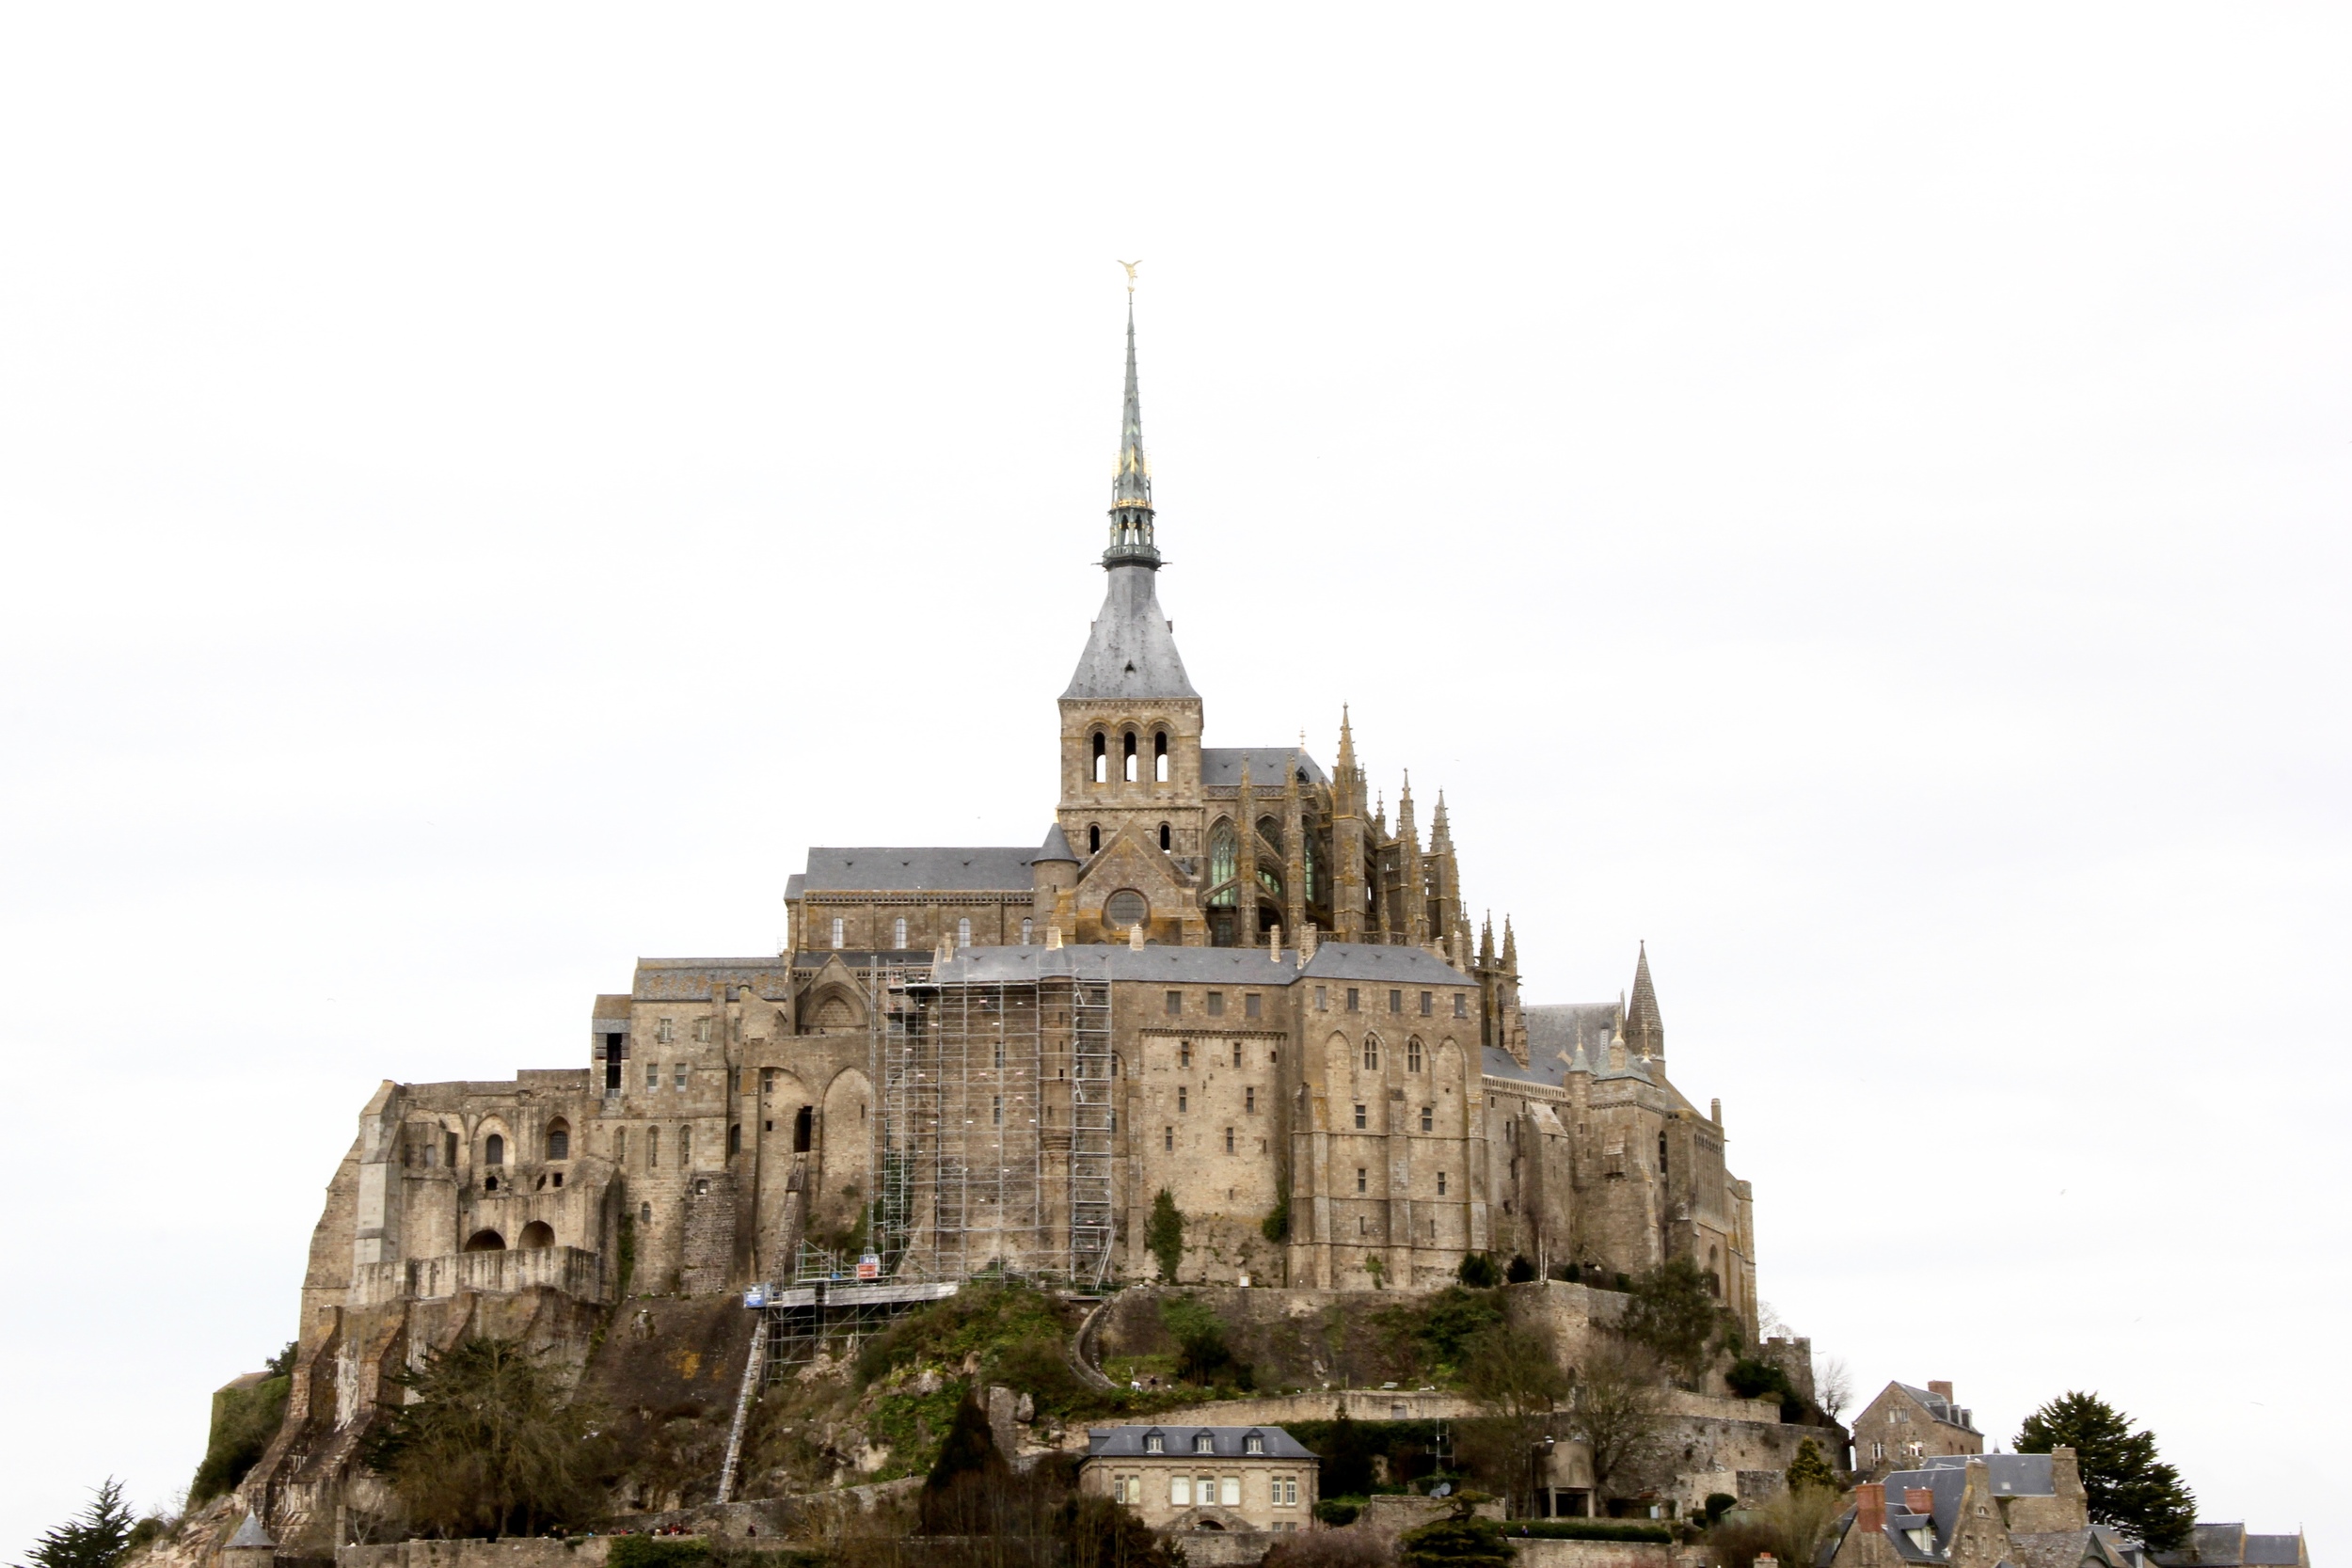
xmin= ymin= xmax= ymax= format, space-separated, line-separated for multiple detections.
xmin=1928 ymin=1381 xmax=1954 ymax=1403
xmin=1856 ymin=1483 xmax=1886 ymax=1535
xmin=1903 ymin=1488 xmax=1933 ymax=1514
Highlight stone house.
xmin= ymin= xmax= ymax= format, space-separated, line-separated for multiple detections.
xmin=1082 ymin=1424 xmax=1319 ymax=1534
xmin=1829 ymin=1450 xmax=2126 ymax=1568
xmin=1852 ymin=1382 xmax=1981 ymax=1478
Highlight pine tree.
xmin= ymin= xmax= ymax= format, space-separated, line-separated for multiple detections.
xmin=2016 ymin=1392 xmax=2197 ymax=1550
xmin=22 ymin=1479 xmax=136 ymax=1568
xmin=1785 ymin=1437 xmax=1837 ymax=1493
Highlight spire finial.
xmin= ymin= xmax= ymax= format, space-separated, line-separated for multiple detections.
xmin=1104 ymin=280 xmax=1158 ymax=568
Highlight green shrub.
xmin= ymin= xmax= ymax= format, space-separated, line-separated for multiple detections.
xmin=1147 ymin=1190 xmax=1184 ymax=1281
xmin=1504 ymin=1255 xmax=1536 ymax=1284
xmin=1456 ymin=1253 xmax=1502 ymax=1289
xmin=1314 ymin=1498 xmax=1362 ymax=1527
xmin=1401 ymin=1509 xmax=1516 ymax=1568
xmin=1161 ymin=1295 xmax=1253 ymax=1389
xmin=610 ymin=1541 xmax=711 ymax=1568
xmin=189 ymin=1371 xmax=292 ymax=1504
xmin=1262 ymin=1197 xmax=1291 ymax=1243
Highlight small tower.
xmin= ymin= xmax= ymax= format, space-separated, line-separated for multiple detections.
xmin=1625 ymin=942 xmax=1664 ymax=1059
xmin=1395 ymin=772 xmax=1427 ymax=943
xmin=1331 ymin=707 xmax=1368 ymax=942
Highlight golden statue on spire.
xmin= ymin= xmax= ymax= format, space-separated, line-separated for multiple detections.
xmin=1117 ymin=259 xmax=1142 ymax=293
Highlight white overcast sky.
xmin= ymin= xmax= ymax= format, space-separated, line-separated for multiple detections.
xmin=2 ymin=4 xmax=2345 ymax=1551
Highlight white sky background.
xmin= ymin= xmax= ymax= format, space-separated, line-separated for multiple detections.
xmin=2 ymin=2 xmax=2346 ymax=1549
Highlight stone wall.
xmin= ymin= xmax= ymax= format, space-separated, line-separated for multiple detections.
xmin=1509 ymin=1540 xmax=1712 ymax=1568
xmin=338 ymin=1540 xmax=611 ymax=1568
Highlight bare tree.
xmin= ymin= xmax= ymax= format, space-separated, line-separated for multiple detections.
xmin=1462 ymin=1318 xmax=1571 ymax=1516
xmin=1565 ymin=1338 xmax=1672 ymax=1507
xmin=1814 ymin=1355 xmax=1853 ymax=1424
xmin=1758 ymin=1478 xmax=1846 ymax=1567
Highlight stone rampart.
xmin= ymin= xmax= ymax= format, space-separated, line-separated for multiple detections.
xmin=1507 ymin=1540 xmax=1711 ymax=1568
xmin=337 ymin=1540 xmax=610 ymax=1568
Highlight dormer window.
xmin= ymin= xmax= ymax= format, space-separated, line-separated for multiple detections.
xmin=1245 ymin=1432 xmax=1264 ymax=1455
xmin=1193 ymin=1433 xmax=1215 ymax=1454
xmin=1144 ymin=1432 xmax=1164 ymax=1454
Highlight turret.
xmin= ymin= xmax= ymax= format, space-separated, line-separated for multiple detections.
xmin=1625 ymin=942 xmax=1664 ymax=1059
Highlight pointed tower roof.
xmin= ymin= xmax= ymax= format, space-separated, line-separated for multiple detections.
xmin=1479 ymin=912 xmax=1495 ymax=967
xmin=1064 ymin=292 xmax=1197 ymax=702
xmin=1502 ymin=915 xmax=1518 ymax=972
xmin=1626 ymin=941 xmax=1663 ymax=1055
xmin=1036 ymin=823 xmax=1079 ymax=864
xmin=1396 ymin=771 xmax=1418 ymax=843
xmin=1113 ymin=298 xmax=1152 ymax=515
xmin=1431 ymin=789 xmax=1453 ymax=845
xmin=227 ymin=1513 xmax=276 ymax=1551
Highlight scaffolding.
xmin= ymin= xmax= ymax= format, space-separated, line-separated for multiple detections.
xmin=875 ymin=952 xmax=1117 ymax=1288
xmin=755 ymin=951 xmax=1117 ymax=1383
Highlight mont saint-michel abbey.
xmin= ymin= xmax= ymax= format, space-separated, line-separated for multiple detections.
xmin=304 ymin=305 xmax=1757 ymax=1347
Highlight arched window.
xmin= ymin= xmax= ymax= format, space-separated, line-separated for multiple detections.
xmin=958 ymin=916 xmax=972 ymax=945
xmin=463 ymin=1228 xmax=506 ymax=1253
xmin=545 ymin=1118 xmax=570 ymax=1160
xmin=726 ymin=1122 xmax=741 ymax=1157
xmin=1159 ymin=822 xmax=1171 ymax=851
xmin=639 ymin=1201 xmax=652 ymax=1226
xmin=1659 ymin=1132 xmax=1669 ymax=1177
xmin=679 ymin=1126 xmax=692 ymax=1164
xmin=1154 ymin=731 xmax=1169 ymax=782
xmin=1209 ymin=819 xmax=1238 ymax=890
xmin=1092 ymin=732 xmax=1107 ymax=784
xmin=518 ymin=1220 xmax=555 ymax=1249
xmin=646 ymin=1128 xmax=659 ymax=1169
xmin=1406 ymin=1039 xmax=1422 ymax=1073
xmin=1020 ymin=916 xmax=1034 ymax=945
xmin=1105 ymin=889 xmax=1148 ymax=932
xmin=485 ymin=1132 xmax=505 ymax=1166
xmin=1089 ymin=824 xmax=1102 ymax=853
xmin=1258 ymin=816 xmax=1282 ymax=855
xmin=893 ymin=916 xmax=908 ymax=948
xmin=793 ymin=1105 xmax=813 ymax=1152
xmin=1123 ymin=731 xmax=1138 ymax=782
xmin=1362 ymin=1037 xmax=1379 ymax=1070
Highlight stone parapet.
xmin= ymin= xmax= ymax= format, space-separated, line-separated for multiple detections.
xmin=350 ymin=1245 xmax=607 ymax=1307
xmin=1508 ymin=1540 xmax=1711 ymax=1568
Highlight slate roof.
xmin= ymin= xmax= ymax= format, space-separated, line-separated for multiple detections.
xmin=798 ymin=847 xmax=1041 ymax=893
xmin=1482 ymin=1010 xmax=1661 ymax=1090
xmin=1039 ymin=823 xmax=1079 ymax=863
xmin=226 ymin=1513 xmax=276 ymax=1551
xmin=1876 ymin=1456 xmax=2056 ymax=1549
xmin=1201 ymin=747 xmax=1329 ymax=788
xmin=1897 ymin=1383 xmax=1981 ymax=1432
xmin=2010 ymin=1529 xmax=2128 ymax=1568
xmin=1086 ymin=1424 xmax=1318 ymax=1460
xmin=1297 ymin=943 xmax=1472 ymax=985
xmin=934 ymin=944 xmax=1304 ymax=988
xmin=1062 ymin=563 xmax=1199 ymax=701
xmin=2153 ymin=1525 xmax=2308 ymax=1568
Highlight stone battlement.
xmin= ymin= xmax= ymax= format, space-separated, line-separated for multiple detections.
xmin=351 ymin=1244 xmax=607 ymax=1307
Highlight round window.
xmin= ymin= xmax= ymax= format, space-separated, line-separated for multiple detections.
xmin=1104 ymin=890 xmax=1149 ymax=931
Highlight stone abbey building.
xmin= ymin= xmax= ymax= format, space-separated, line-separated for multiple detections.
xmin=299 ymin=303 xmax=1761 ymax=1341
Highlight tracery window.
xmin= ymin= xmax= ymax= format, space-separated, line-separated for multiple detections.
xmin=1208 ymin=818 xmax=1238 ymax=896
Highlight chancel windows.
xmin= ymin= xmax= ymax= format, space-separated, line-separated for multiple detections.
xmin=1123 ymin=731 xmax=1138 ymax=783
xmin=958 ymin=916 xmax=972 ymax=946
xmin=894 ymin=916 xmax=908 ymax=948
xmin=1093 ymin=731 xmax=1108 ymax=784
xmin=830 ymin=917 xmax=844 ymax=950
xmin=1020 ymin=917 xmax=1033 ymax=945
xmin=1155 ymin=731 xmax=1168 ymax=782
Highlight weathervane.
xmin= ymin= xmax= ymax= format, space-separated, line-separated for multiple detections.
xmin=1118 ymin=259 xmax=1142 ymax=293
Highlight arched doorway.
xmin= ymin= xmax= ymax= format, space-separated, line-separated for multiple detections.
xmin=462 ymin=1228 xmax=506 ymax=1252
xmin=518 ymin=1221 xmax=556 ymax=1249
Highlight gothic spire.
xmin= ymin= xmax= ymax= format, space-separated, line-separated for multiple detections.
xmin=1104 ymin=295 xmax=1158 ymax=567
xmin=1626 ymin=941 xmax=1663 ymax=1056
xmin=1431 ymin=789 xmax=1452 ymax=844
xmin=1502 ymin=915 xmax=1518 ymax=974
xmin=1479 ymin=912 xmax=1495 ymax=968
